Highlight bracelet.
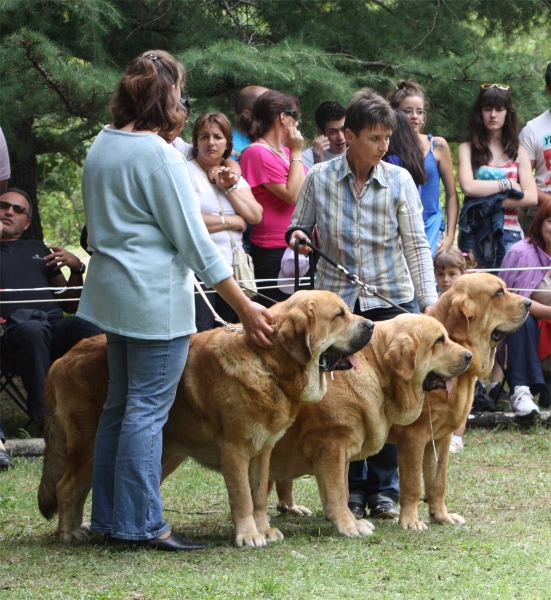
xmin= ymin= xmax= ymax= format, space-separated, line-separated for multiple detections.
xmin=290 ymin=158 xmax=303 ymax=163
xmin=224 ymin=184 xmax=238 ymax=195
xmin=220 ymin=213 xmax=226 ymax=229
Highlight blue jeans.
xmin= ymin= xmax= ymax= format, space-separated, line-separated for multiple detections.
xmin=91 ymin=332 xmax=190 ymax=540
xmin=348 ymin=300 xmax=416 ymax=508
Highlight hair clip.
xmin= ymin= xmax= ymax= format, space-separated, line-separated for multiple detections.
xmin=141 ymin=53 xmax=158 ymax=60
xmin=461 ymin=253 xmax=468 ymax=257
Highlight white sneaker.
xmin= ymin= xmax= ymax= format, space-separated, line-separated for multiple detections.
xmin=450 ymin=436 xmax=464 ymax=454
xmin=510 ymin=386 xmax=540 ymax=417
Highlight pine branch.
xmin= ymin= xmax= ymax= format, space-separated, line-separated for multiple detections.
xmin=20 ymin=38 xmax=90 ymax=119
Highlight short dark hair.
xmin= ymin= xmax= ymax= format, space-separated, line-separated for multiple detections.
xmin=545 ymin=62 xmax=551 ymax=88
xmin=192 ymin=112 xmax=233 ymax=160
xmin=314 ymin=101 xmax=345 ymax=132
xmin=3 ymin=187 xmax=33 ymax=218
xmin=344 ymin=88 xmax=396 ymax=136
xmin=110 ymin=50 xmax=186 ymax=136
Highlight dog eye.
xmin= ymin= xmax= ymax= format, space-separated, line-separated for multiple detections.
xmin=335 ymin=309 xmax=346 ymax=319
xmin=496 ymin=289 xmax=504 ymax=296
xmin=435 ymin=335 xmax=445 ymax=345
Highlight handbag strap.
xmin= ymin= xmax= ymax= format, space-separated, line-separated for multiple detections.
xmin=193 ymin=275 xmax=244 ymax=332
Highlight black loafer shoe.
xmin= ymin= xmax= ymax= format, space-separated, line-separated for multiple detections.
xmin=0 ymin=448 xmax=14 ymax=471
xmin=145 ymin=532 xmax=207 ymax=552
xmin=348 ymin=502 xmax=367 ymax=520
xmin=369 ymin=500 xmax=399 ymax=519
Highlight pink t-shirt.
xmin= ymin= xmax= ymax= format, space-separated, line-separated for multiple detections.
xmin=240 ymin=143 xmax=306 ymax=249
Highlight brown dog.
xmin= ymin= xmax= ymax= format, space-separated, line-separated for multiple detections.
xmin=37 ymin=290 xmax=373 ymax=547
xmin=387 ymin=273 xmax=531 ymax=530
xmin=271 ymin=313 xmax=472 ymax=537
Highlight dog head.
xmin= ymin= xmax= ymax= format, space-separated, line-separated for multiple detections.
xmin=273 ymin=290 xmax=374 ymax=368
xmin=431 ymin=273 xmax=530 ymax=376
xmin=382 ymin=314 xmax=472 ymax=389
xmin=379 ymin=314 xmax=472 ymax=425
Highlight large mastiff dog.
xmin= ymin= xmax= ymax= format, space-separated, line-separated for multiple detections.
xmin=387 ymin=273 xmax=531 ymax=530
xmin=271 ymin=313 xmax=472 ymax=537
xmin=38 ymin=290 xmax=373 ymax=547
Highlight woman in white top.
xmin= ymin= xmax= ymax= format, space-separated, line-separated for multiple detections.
xmin=187 ymin=112 xmax=263 ymax=331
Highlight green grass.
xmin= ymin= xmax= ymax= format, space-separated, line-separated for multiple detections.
xmin=1 ymin=425 xmax=551 ymax=599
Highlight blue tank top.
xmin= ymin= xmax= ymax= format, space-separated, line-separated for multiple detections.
xmin=418 ymin=135 xmax=442 ymax=221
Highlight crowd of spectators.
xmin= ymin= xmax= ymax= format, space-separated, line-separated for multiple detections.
xmin=1 ymin=58 xmax=550 ymax=539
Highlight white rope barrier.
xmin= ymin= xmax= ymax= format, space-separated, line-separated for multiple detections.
xmin=0 ymin=277 xmax=315 ymax=304
xmin=2 ymin=264 xmax=551 ymax=305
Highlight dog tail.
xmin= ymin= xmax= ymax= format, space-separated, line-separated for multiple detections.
xmin=38 ymin=367 xmax=67 ymax=520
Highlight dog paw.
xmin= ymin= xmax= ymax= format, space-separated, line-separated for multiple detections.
xmin=398 ymin=518 xmax=428 ymax=531
xmin=79 ymin=523 xmax=92 ymax=535
xmin=431 ymin=512 xmax=465 ymax=526
xmin=61 ymin=527 xmax=91 ymax=543
xmin=235 ymin=532 xmax=267 ymax=548
xmin=261 ymin=527 xmax=284 ymax=543
xmin=354 ymin=519 xmax=375 ymax=537
xmin=288 ymin=504 xmax=313 ymax=517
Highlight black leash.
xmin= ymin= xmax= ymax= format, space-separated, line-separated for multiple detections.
xmin=285 ymin=226 xmax=410 ymax=315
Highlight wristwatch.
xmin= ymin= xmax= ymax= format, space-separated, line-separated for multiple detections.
xmin=71 ymin=262 xmax=86 ymax=275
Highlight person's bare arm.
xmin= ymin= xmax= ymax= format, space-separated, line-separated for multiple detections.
xmin=434 ymin=138 xmax=459 ymax=252
xmin=45 ymin=246 xmax=85 ymax=314
xmin=502 ymin=147 xmax=538 ymax=209
xmin=202 ymin=213 xmax=247 ymax=234
xmin=263 ymin=126 xmax=305 ymax=205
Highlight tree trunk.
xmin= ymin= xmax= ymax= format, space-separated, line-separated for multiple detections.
xmin=9 ymin=117 xmax=43 ymax=241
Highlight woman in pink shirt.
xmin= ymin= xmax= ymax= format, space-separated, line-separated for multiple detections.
xmin=240 ymin=90 xmax=306 ymax=305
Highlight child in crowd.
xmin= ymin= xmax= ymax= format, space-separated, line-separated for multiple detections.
xmin=433 ymin=248 xmax=476 ymax=454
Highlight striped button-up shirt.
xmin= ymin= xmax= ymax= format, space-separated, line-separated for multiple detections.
xmin=289 ymin=152 xmax=438 ymax=312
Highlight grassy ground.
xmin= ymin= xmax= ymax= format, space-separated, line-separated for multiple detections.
xmin=1 ymin=416 xmax=551 ymax=599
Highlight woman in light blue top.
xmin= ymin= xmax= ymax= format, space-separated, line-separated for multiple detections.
xmin=79 ymin=50 xmax=274 ymax=552
xmin=388 ymin=80 xmax=459 ymax=256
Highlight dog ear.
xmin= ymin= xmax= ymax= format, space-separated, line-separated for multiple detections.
xmin=384 ymin=333 xmax=419 ymax=382
xmin=452 ymin=294 xmax=476 ymax=320
xmin=278 ymin=308 xmax=312 ymax=365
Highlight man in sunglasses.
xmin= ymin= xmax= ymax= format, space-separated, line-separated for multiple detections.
xmin=0 ymin=188 xmax=101 ymax=426
xmin=519 ymin=62 xmax=551 ymax=234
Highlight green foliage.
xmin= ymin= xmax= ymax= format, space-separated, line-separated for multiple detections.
xmin=0 ymin=0 xmax=550 ymax=239
xmin=37 ymin=153 xmax=85 ymax=247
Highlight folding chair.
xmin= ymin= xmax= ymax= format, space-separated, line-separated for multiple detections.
xmin=0 ymin=362 xmax=30 ymax=418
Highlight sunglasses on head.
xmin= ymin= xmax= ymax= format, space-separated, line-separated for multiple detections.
xmin=0 ymin=200 xmax=29 ymax=216
xmin=481 ymin=83 xmax=510 ymax=91
xmin=283 ymin=110 xmax=298 ymax=119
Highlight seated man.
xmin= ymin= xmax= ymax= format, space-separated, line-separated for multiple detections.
xmin=301 ymin=101 xmax=346 ymax=171
xmin=0 ymin=188 xmax=101 ymax=422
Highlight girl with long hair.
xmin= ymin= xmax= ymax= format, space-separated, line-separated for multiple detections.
xmin=383 ymin=109 xmax=426 ymax=188
xmin=388 ymin=80 xmax=458 ymax=256
xmin=457 ymin=84 xmax=537 ymax=267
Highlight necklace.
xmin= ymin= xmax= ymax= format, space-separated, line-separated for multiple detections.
xmin=260 ymin=136 xmax=289 ymax=163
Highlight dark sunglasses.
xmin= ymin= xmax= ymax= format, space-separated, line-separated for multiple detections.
xmin=0 ymin=200 xmax=29 ymax=216
xmin=283 ymin=110 xmax=299 ymax=120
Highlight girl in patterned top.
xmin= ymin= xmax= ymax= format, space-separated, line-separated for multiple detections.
xmin=457 ymin=84 xmax=537 ymax=267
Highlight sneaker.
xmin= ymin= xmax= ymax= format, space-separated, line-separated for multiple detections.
xmin=0 ymin=448 xmax=14 ymax=471
xmin=369 ymin=500 xmax=399 ymax=519
xmin=348 ymin=502 xmax=367 ymax=520
xmin=510 ymin=386 xmax=540 ymax=417
xmin=450 ymin=436 xmax=464 ymax=454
